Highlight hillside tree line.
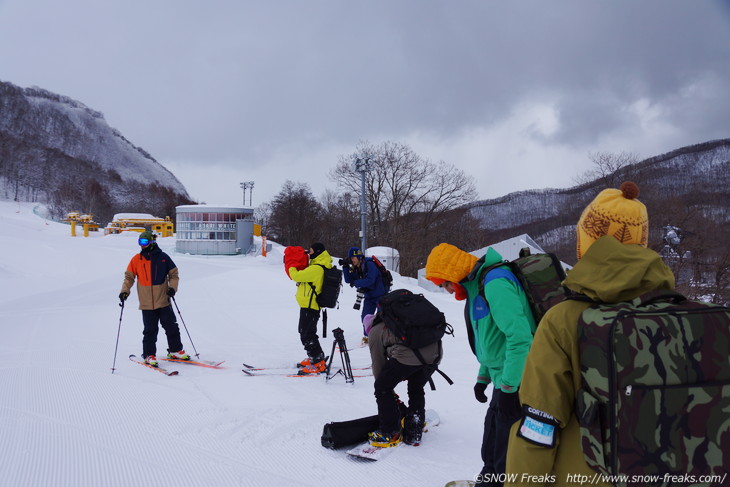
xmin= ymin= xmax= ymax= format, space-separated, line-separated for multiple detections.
xmin=259 ymin=144 xmax=728 ymax=305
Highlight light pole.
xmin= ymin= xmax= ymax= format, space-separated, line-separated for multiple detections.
xmin=352 ymin=154 xmax=372 ymax=252
xmin=239 ymin=181 xmax=255 ymax=207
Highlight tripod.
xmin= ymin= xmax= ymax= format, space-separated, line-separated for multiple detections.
xmin=325 ymin=327 xmax=354 ymax=383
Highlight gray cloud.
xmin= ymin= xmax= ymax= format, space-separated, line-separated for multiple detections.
xmin=0 ymin=0 xmax=728 ymax=205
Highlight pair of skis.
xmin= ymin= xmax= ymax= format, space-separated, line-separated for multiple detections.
xmin=241 ymin=362 xmax=372 ymax=378
xmin=128 ymin=354 xmax=225 ymax=376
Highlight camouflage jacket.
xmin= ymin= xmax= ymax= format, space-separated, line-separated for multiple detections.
xmin=505 ymin=236 xmax=675 ymax=486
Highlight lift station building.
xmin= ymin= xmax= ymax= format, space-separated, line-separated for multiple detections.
xmin=175 ymin=205 xmax=256 ymax=255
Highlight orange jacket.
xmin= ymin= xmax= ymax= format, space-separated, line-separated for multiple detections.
xmin=120 ymin=245 xmax=179 ymax=310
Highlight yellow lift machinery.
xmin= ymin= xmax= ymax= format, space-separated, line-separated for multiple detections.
xmin=104 ymin=213 xmax=174 ymax=237
xmin=64 ymin=212 xmax=100 ymax=237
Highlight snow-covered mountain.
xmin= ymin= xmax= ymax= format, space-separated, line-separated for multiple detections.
xmin=466 ymin=139 xmax=730 ymax=266
xmin=0 ymin=80 xmax=193 ymax=223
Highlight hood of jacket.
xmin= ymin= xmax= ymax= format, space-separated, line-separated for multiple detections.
xmin=464 ymin=246 xmax=505 ymax=283
xmin=425 ymin=243 xmax=479 ymax=284
xmin=310 ymin=249 xmax=333 ymax=268
xmin=563 ymin=235 xmax=675 ymax=303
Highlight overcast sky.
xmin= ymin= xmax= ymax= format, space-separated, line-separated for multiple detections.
xmin=1 ymin=1 xmax=729 ymax=207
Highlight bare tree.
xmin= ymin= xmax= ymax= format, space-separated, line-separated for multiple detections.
xmin=574 ymin=151 xmax=641 ymax=188
xmin=330 ymin=140 xmax=477 ymax=274
xmin=254 ymin=202 xmax=272 ymax=236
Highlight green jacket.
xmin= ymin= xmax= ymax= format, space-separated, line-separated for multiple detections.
xmin=289 ymin=250 xmax=333 ymax=310
xmin=461 ymin=247 xmax=536 ymax=392
xmin=505 ymin=236 xmax=675 ymax=486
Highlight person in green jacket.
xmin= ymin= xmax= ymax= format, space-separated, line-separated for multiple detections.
xmin=505 ymin=182 xmax=675 ymax=487
xmin=287 ymin=242 xmax=333 ymax=374
xmin=426 ymin=241 xmax=536 ymax=487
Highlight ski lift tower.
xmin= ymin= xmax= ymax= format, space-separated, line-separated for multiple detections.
xmin=352 ymin=153 xmax=373 ymax=252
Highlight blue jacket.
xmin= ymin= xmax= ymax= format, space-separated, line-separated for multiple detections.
xmin=343 ymin=257 xmax=389 ymax=300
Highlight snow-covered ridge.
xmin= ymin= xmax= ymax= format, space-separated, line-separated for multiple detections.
xmin=466 ymin=139 xmax=730 ymax=232
xmin=0 ymin=80 xmax=187 ymax=193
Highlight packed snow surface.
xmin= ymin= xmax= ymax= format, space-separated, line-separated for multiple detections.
xmin=0 ymin=201 xmax=494 ymax=487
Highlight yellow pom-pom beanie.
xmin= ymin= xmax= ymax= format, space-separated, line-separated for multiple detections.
xmin=576 ymin=181 xmax=649 ymax=260
xmin=425 ymin=243 xmax=478 ymax=284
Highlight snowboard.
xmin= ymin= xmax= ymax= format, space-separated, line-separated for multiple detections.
xmin=346 ymin=409 xmax=440 ymax=461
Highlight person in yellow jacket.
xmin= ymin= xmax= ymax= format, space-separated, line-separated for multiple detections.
xmin=505 ymin=182 xmax=675 ymax=487
xmin=287 ymin=242 xmax=333 ymax=374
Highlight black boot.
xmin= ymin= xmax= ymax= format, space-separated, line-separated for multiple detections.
xmin=402 ymin=409 xmax=425 ymax=445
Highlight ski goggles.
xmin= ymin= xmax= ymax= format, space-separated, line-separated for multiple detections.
xmin=138 ymin=237 xmax=152 ymax=246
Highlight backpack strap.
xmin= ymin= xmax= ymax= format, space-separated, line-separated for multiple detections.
xmin=477 ymin=261 xmax=519 ymax=304
xmin=307 ymin=264 xmax=327 ymax=337
xmin=413 ymin=342 xmax=453 ymax=391
xmin=307 ymin=263 xmax=325 ymax=304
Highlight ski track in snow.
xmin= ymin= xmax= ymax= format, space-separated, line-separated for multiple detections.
xmin=0 ymin=201 xmax=491 ymax=487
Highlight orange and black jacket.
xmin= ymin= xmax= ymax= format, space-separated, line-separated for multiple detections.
xmin=120 ymin=244 xmax=179 ymax=310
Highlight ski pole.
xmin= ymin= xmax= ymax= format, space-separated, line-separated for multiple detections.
xmin=171 ymin=296 xmax=200 ymax=358
xmin=111 ymin=300 xmax=125 ymax=374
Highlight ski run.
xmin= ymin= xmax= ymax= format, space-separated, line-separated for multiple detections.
xmin=1 ymin=201 xmax=492 ymax=487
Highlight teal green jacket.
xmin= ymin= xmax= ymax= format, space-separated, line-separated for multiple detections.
xmin=461 ymin=247 xmax=536 ymax=392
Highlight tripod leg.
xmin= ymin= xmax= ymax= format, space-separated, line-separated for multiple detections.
xmin=325 ymin=337 xmax=337 ymax=376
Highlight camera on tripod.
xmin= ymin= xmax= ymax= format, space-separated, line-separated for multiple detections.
xmin=353 ymin=289 xmax=365 ymax=310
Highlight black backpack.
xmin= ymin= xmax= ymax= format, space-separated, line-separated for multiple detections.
xmin=311 ymin=264 xmax=342 ymax=309
xmin=369 ymin=255 xmax=393 ymax=289
xmin=378 ymin=289 xmax=454 ymax=388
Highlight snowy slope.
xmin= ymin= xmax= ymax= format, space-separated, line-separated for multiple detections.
xmin=0 ymin=201 xmax=492 ymax=487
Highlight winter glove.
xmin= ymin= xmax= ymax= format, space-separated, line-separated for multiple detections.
xmin=166 ymin=288 xmax=176 ymax=297
xmin=118 ymin=292 xmax=129 ymax=304
xmin=474 ymin=382 xmax=489 ymax=403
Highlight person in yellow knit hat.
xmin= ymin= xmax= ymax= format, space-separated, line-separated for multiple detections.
xmin=425 ymin=241 xmax=536 ymax=487
xmin=505 ymin=182 xmax=674 ymax=487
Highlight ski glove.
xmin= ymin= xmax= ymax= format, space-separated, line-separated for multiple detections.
xmin=166 ymin=288 xmax=176 ymax=297
xmin=474 ymin=382 xmax=489 ymax=403
xmin=118 ymin=292 xmax=129 ymax=304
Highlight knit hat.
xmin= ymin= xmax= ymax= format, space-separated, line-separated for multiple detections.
xmin=348 ymin=247 xmax=364 ymax=259
xmin=576 ymin=181 xmax=648 ymax=260
xmin=309 ymin=242 xmax=326 ymax=259
xmin=425 ymin=243 xmax=478 ymax=285
xmin=139 ymin=230 xmax=156 ymax=241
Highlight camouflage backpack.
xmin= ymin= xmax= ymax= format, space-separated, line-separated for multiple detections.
xmin=576 ymin=290 xmax=730 ymax=480
xmin=478 ymin=248 xmax=569 ymax=324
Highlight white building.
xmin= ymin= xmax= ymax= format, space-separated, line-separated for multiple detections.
xmin=175 ymin=205 xmax=255 ymax=255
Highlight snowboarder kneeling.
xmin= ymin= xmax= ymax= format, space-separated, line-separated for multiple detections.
xmin=365 ymin=312 xmax=441 ymax=447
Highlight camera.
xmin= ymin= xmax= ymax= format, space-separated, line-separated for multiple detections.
xmin=338 ymin=258 xmax=349 ymax=267
xmin=353 ymin=289 xmax=365 ymax=310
